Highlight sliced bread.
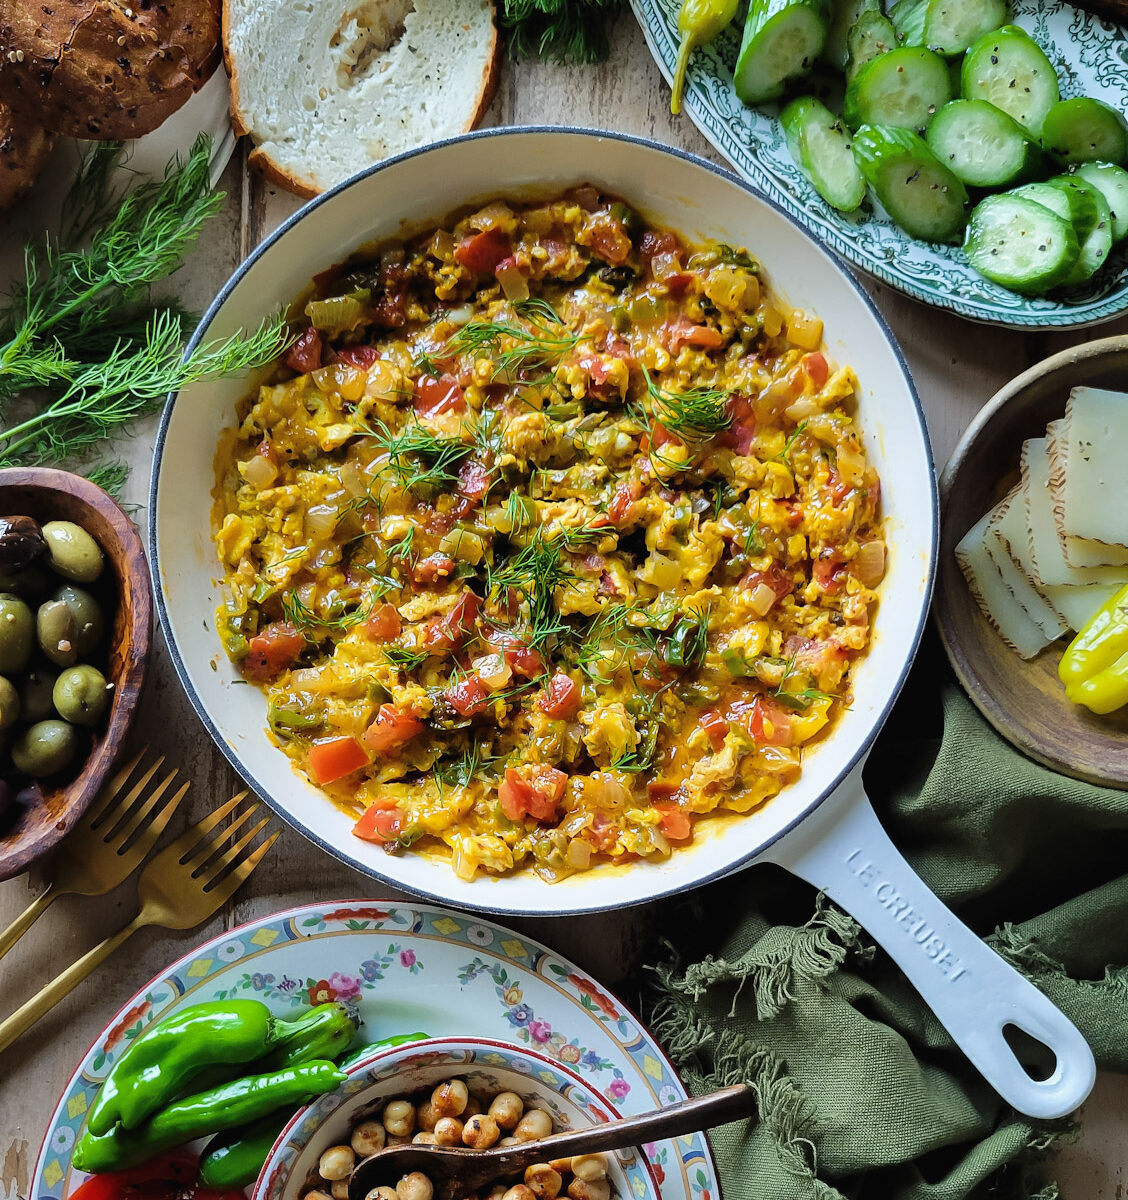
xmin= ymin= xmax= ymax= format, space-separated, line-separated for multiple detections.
xmin=223 ymin=0 xmax=499 ymax=198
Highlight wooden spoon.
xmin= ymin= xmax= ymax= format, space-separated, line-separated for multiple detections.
xmin=348 ymin=1084 xmax=756 ymax=1200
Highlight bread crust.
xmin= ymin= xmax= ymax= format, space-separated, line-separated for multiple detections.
xmin=230 ymin=0 xmax=501 ymax=198
xmin=0 ymin=0 xmax=221 ymax=140
xmin=0 ymin=101 xmax=55 ymax=211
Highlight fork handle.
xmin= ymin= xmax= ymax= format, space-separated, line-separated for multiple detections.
xmin=0 ymin=914 xmax=144 ymax=1055
xmin=0 ymin=884 xmax=60 ymax=964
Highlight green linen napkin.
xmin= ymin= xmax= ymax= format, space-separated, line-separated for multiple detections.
xmin=642 ymin=642 xmax=1128 ymax=1200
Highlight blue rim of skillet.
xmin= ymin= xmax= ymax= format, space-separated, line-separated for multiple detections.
xmin=148 ymin=125 xmax=939 ymax=916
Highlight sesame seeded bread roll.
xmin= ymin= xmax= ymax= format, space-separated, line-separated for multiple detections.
xmin=0 ymin=102 xmax=55 ymax=211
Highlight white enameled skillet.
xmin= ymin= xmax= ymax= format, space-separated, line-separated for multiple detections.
xmin=150 ymin=128 xmax=1094 ymax=1119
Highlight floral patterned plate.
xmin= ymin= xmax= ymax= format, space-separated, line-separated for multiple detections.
xmin=32 ymin=901 xmax=718 ymax=1200
xmin=630 ymin=0 xmax=1128 ymax=327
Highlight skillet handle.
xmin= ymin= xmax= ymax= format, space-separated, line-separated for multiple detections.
xmin=759 ymin=763 xmax=1095 ymax=1120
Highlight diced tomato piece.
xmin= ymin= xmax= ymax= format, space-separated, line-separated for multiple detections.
xmin=424 ymin=592 xmax=481 ymax=651
xmin=415 ymin=374 xmax=466 ymax=416
xmin=308 ymin=737 xmax=369 ymax=784
xmin=721 ymin=395 xmax=755 ymax=454
xmin=655 ymin=804 xmax=692 ymax=841
xmin=455 ymin=229 xmax=511 ymax=274
xmin=539 ymin=672 xmax=579 ymax=718
xmin=362 ymin=602 xmax=402 ymax=641
xmin=412 ymin=553 xmax=455 ymax=585
xmin=507 ymin=646 xmax=545 ymax=679
xmin=663 ymin=271 xmax=694 ymax=298
xmin=827 ymin=468 xmax=852 ymax=505
xmin=813 ymin=553 xmax=847 ymax=595
xmin=336 ymin=345 xmax=380 ymax=369
xmin=284 ymin=326 xmax=322 ymax=374
xmin=740 ymin=564 xmax=792 ymax=604
xmin=498 ymin=769 xmax=535 ymax=821
xmin=458 ymin=458 xmax=492 ymax=501
xmin=362 ymin=705 xmax=424 ymax=756
xmin=867 ymin=479 xmax=882 ymax=514
xmin=353 ymin=802 xmax=403 ymax=844
xmin=71 ymin=1154 xmax=234 ymax=1200
xmin=749 ymin=696 xmax=793 ymax=746
xmin=585 ymin=812 xmax=620 ymax=852
xmin=650 ymin=422 xmax=681 ymax=450
xmin=639 ymin=230 xmax=681 ymax=268
xmin=666 ymin=317 xmax=724 ymax=352
xmin=699 ymin=710 xmax=728 ymax=751
xmin=802 ymin=352 xmax=828 ymax=389
xmin=498 ymin=766 xmax=566 ymax=822
xmin=647 ymin=781 xmax=680 ymax=801
xmin=585 ymin=214 xmax=632 ymax=266
xmin=607 ymin=478 xmax=643 ymax=526
xmin=243 ymin=622 xmax=304 ymax=682
xmin=447 ymin=675 xmax=490 ymax=717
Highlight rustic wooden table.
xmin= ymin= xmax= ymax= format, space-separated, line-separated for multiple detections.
xmin=2 ymin=13 xmax=1127 ymax=1195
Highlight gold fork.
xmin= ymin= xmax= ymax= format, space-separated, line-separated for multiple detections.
xmin=0 ymin=749 xmax=189 ymax=962
xmin=0 ymin=791 xmax=280 ymax=1054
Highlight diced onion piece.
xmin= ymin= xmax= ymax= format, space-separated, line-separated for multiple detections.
xmin=306 ymin=505 xmax=338 ymax=541
xmin=703 ymin=267 xmax=749 ymax=310
xmin=761 ymin=305 xmax=783 ymax=337
xmin=755 ymin=378 xmax=798 ymax=421
xmin=242 ymin=454 xmax=277 ymax=490
xmin=586 ymin=772 xmax=631 ymax=810
xmin=651 ymin=251 xmax=682 ymax=281
xmin=312 ymin=363 xmax=366 ymax=402
xmin=430 ymin=230 xmax=455 ymax=259
xmin=566 ymin=839 xmax=592 ymax=870
xmin=469 ymin=201 xmax=515 ymax=231
xmin=472 ymin=653 xmax=512 ymax=691
xmin=496 ymin=260 xmax=529 ymax=302
xmin=445 ymin=305 xmax=474 ymax=327
xmin=749 ymin=582 xmax=778 ymax=616
xmin=438 ymin=529 xmax=485 ymax=564
xmin=837 ymin=443 xmax=866 ymax=486
xmin=855 ymin=539 xmax=886 ymax=588
xmin=788 ymin=309 xmax=823 ymax=350
xmin=305 ymin=293 xmax=367 ymax=332
xmin=640 ymin=553 xmax=680 ymax=590
xmin=784 ymin=396 xmax=820 ymax=423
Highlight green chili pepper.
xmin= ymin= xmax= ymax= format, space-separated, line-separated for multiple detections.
xmin=267 ymin=698 xmax=324 ymax=735
xmin=609 ymin=201 xmax=643 ymax=236
xmin=74 ymin=1062 xmax=347 ymax=1173
xmin=198 ymin=1114 xmax=290 ymax=1189
xmin=670 ymin=0 xmax=739 ymax=114
xmin=338 ymin=1031 xmax=431 ymax=1071
xmin=87 ymin=1000 xmax=334 ymax=1136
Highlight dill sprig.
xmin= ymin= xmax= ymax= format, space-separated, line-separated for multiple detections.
xmin=487 ymin=528 xmax=582 ymax=647
xmin=83 ymin=461 xmax=129 ymax=498
xmin=500 ymin=0 xmax=622 ymax=64
xmin=384 ymin=645 xmax=430 ymax=670
xmin=434 ymin=742 xmax=504 ymax=797
xmin=641 ymin=366 xmax=731 ymax=443
xmin=444 ymin=302 xmax=581 ymax=379
xmin=281 ymin=591 xmax=373 ymax=639
xmin=774 ymin=420 xmax=809 ymax=466
xmin=365 ymin=418 xmax=473 ymax=492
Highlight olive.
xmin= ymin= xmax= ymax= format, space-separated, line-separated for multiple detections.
xmin=20 ymin=668 xmax=57 ymax=722
xmin=0 ymin=593 xmax=34 ymax=673
xmin=41 ymin=521 xmax=104 ymax=583
xmin=0 ymin=516 xmax=46 ymax=569
xmin=51 ymin=585 xmax=104 ymax=655
xmin=11 ymin=720 xmax=77 ymax=777
xmin=53 ymin=665 xmax=112 ymax=726
xmin=37 ymin=600 xmax=78 ymax=667
xmin=0 ymin=676 xmax=19 ymax=730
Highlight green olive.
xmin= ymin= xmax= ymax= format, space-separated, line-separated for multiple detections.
xmin=0 ymin=675 xmax=19 ymax=730
xmin=51 ymin=585 xmax=104 ymax=655
xmin=0 ymin=593 xmax=34 ymax=673
xmin=11 ymin=719 xmax=77 ymax=777
xmin=37 ymin=599 xmax=78 ymax=667
xmin=20 ymin=667 xmax=57 ymax=722
xmin=41 ymin=521 xmax=104 ymax=583
xmin=53 ymin=665 xmax=112 ymax=726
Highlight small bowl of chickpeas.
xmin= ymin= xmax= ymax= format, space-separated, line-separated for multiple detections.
xmin=254 ymin=1038 xmax=660 ymax=1200
xmin=0 ymin=467 xmax=151 ymax=880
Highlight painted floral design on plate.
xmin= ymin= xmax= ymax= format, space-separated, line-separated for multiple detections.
xmin=630 ymin=0 xmax=1128 ymax=327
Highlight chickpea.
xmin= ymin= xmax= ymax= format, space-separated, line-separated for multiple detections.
xmin=462 ymin=1113 xmax=500 ymax=1149
xmin=319 ymin=1145 xmax=356 ymax=1181
xmin=433 ymin=1117 xmax=465 ymax=1146
xmin=365 ymin=1190 xmax=398 ymax=1200
xmin=570 ymin=1155 xmax=608 ymax=1182
xmin=488 ymin=1091 xmax=525 ymax=1131
xmin=306 ymin=1192 xmax=333 ymax=1200
xmin=547 ymin=1160 xmax=572 ymax=1175
xmin=567 ymin=1182 xmax=609 ymax=1200
xmin=431 ymin=1079 xmax=469 ymax=1118
xmin=463 ymin=1094 xmax=484 ymax=1119
xmin=486 ymin=1187 xmax=508 ymax=1200
xmin=383 ymin=1099 xmax=416 ymax=1138
xmin=352 ymin=1120 xmax=387 ymax=1156
xmin=524 ymin=1164 xmax=562 ymax=1200
xmin=396 ymin=1174 xmax=433 ymax=1200
xmin=418 ymin=1101 xmax=440 ymax=1132
xmin=413 ymin=1132 xmax=437 ymax=1145
xmin=499 ymin=1136 xmax=521 ymax=1147
xmin=502 ymin=1188 xmax=536 ymax=1200
xmin=332 ymin=1182 xmax=351 ymax=1200
xmin=514 ymin=1109 xmax=553 ymax=1142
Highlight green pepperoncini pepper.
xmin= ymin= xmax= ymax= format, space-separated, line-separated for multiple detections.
xmin=670 ymin=0 xmax=739 ymax=115
xmin=1060 ymin=582 xmax=1128 ymax=714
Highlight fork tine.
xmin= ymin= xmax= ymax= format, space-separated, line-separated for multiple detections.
xmin=93 ymin=757 xmax=166 ymax=840
xmin=113 ymin=767 xmax=180 ymax=845
xmin=182 ymin=797 xmax=260 ymax=870
xmin=84 ymin=748 xmax=151 ymax=829
xmin=194 ymin=814 xmax=272 ymax=880
xmin=164 ymin=790 xmax=250 ymax=860
xmin=202 ymin=828 xmax=281 ymax=901
xmin=117 ymin=778 xmax=190 ymax=859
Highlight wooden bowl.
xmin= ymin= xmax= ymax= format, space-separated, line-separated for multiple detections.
xmin=935 ymin=335 xmax=1128 ymax=788
xmin=0 ymin=468 xmax=152 ymax=880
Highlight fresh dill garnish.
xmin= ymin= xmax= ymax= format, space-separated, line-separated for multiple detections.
xmin=715 ymin=244 xmax=760 ymax=272
xmin=445 ymin=306 xmax=581 ymax=380
xmin=505 ymin=491 xmax=534 ymax=534
xmin=499 ymin=0 xmax=621 ymax=64
xmin=774 ymin=421 xmax=809 ymax=467
xmin=433 ymin=742 xmax=504 ymax=797
xmin=84 ymin=461 xmax=128 ymax=497
xmin=771 ymin=654 xmax=839 ymax=710
xmin=365 ymin=418 xmax=472 ymax=492
xmin=741 ymin=523 xmax=765 ymax=556
xmin=512 ymin=296 xmax=565 ymax=325
xmin=282 ymin=591 xmax=373 ymax=639
xmin=384 ymin=645 xmax=430 ymax=670
xmin=384 ymin=526 xmax=416 ymax=563
xmin=640 ymin=367 xmax=731 ymax=444
xmin=487 ymin=528 xmax=581 ymax=647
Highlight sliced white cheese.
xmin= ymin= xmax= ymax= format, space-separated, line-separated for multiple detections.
xmin=956 ymin=508 xmax=1055 ymax=660
xmin=1047 ymin=420 xmax=1128 ymax=568
xmin=1049 ymin=391 xmax=1128 ymax=559
xmin=990 ymin=488 xmax=1069 ymax=640
xmin=1041 ymin=582 xmax=1122 ymax=632
xmin=1022 ymin=437 xmax=1128 ymax=588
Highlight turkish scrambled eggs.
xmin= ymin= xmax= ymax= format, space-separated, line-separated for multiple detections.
xmin=213 ymin=187 xmax=885 ymax=882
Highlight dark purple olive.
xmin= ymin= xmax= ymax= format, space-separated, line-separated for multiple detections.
xmin=0 ymin=516 xmax=46 ymax=570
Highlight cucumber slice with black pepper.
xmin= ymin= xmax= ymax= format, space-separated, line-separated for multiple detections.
xmin=964 ymin=194 xmax=1079 ymax=294
xmin=824 ymin=0 xmax=878 ymax=70
xmin=845 ymin=11 xmax=897 ymax=82
xmin=1073 ymin=161 xmax=1128 ymax=243
xmin=926 ymin=98 xmax=1043 ymax=187
xmin=1040 ymin=97 xmax=1128 ymax=166
xmin=844 ymin=45 xmax=952 ymax=132
xmin=734 ymin=0 xmax=832 ymax=106
xmin=961 ymin=25 xmax=1060 ymax=136
xmin=888 ymin=0 xmax=928 ymax=47
xmin=920 ymin=0 xmax=1009 ymax=56
xmin=781 ymin=95 xmax=867 ymax=211
xmin=852 ymin=123 xmax=970 ymax=242
xmin=1012 ymin=178 xmax=1111 ymax=286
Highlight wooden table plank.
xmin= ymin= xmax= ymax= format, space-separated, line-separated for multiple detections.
xmin=2 ymin=12 xmax=1127 ymax=1194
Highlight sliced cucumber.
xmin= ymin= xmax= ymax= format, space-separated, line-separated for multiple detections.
xmin=1040 ymin=97 xmax=1128 ymax=166
xmin=824 ymin=0 xmax=879 ymax=70
xmin=1044 ymin=177 xmax=1114 ymax=284
xmin=852 ymin=123 xmax=970 ymax=241
xmin=925 ymin=98 xmax=1043 ymax=188
xmin=921 ymin=0 xmax=1009 ymax=57
xmin=964 ymin=194 xmax=1079 ymax=294
xmin=1073 ymin=161 xmax=1128 ymax=243
xmin=961 ymin=25 xmax=1060 ymax=136
xmin=781 ymin=95 xmax=867 ymax=211
xmin=844 ymin=46 xmax=951 ymax=132
xmin=845 ymin=11 xmax=897 ymax=82
xmin=888 ymin=0 xmax=928 ymax=46
xmin=734 ymin=0 xmax=832 ymax=106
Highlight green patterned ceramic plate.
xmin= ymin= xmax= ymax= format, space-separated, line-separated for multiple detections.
xmin=630 ymin=0 xmax=1128 ymax=328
